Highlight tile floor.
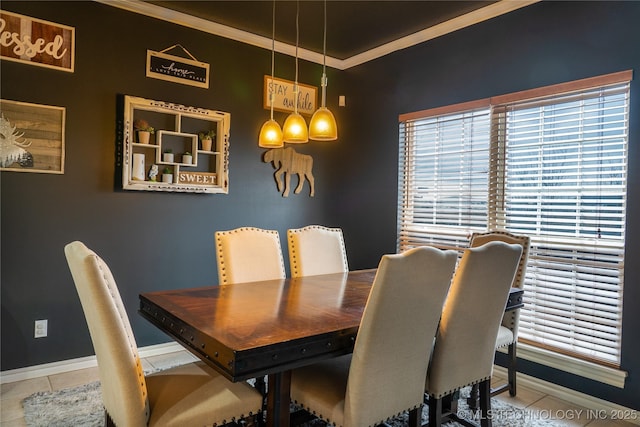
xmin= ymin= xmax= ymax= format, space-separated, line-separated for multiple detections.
xmin=486 ymin=377 xmax=636 ymax=427
xmin=0 ymin=350 xmax=198 ymax=427
xmin=0 ymin=350 xmax=636 ymax=427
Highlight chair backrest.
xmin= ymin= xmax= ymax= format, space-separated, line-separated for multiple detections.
xmin=287 ymin=225 xmax=349 ymax=278
xmin=469 ymin=231 xmax=529 ymax=290
xmin=215 ymin=227 xmax=286 ymax=284
xmin=470 ymin=230 xmax=530 ymax=335
xmin=425 ymin=241 xmax=522 ymax=398
xmin=344 ymin=246 xmax=458 ymax=426
xmin=64 ymin=241 xmax=149 ymax=427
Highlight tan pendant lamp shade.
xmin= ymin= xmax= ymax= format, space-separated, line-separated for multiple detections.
xmin=282 ymin=1 xmax=309 ymax=143
xmin=309 ymin=106 xmax=337 ymax=140
xmin=259 ymin=117 xmax=283 ymax=148
xmin=282 ymin=108 xmax=308 ymax=143
xmin=309 ymin=0 xmax=338 ymax=141
xmin=258 ymin=0 xmax=284 ymax=148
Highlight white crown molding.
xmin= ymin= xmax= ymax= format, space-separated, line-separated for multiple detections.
xmin=94 ymin=0 xmax=334 ymax=67
xmin=95 ymin=0 xmax=540 ymax=71
xmin=341 ymin=0 xmax=541 ymax=69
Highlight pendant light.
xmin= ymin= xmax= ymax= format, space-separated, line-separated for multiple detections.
xmin=309 ymin=0 xmax=338 ymax=141
xmin=258 ymin=0 xmax=284 ymax=148
xmin=282 ymin=0 xmax=309 ymax=143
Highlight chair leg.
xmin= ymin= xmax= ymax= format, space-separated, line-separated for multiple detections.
xmin=489 ymin=343 xmax=518 ymax=398
xmin=255 ymin=375 xmax=267 ymax=396
xmin=105 ymin=410 xmax=115 ymax=427
xmin=467 ymin=383 xmax=479 ymax=410
xmin=428 ymin=397 xmax=443 ymax=427
xmin=479 ymin=379 xmax=492 ymax=427
xmin=507 ymin=342 xmax=517 ymax=396
xmin=409 ymin=406 xmax=421 ymax=427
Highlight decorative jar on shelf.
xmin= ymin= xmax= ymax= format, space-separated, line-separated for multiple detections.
xmin=134 ymin=119 xmax=154 ymax=144
xmin=182 ymin=152 xmax=193 ymax=165
xmin=163 ymin=149 xmax=174 ymax=163
xmin=199 ymin=130 xmax=215 ymax=152
xmin=137 ymin=131 xmax=150 ymax=144
xmin=132 ymin=153 xmax=145 ymax=181
xmin=162 ymin=167 xmax=173 ymax=183
xmin=201 ymin=138 xmax=212 ymax=151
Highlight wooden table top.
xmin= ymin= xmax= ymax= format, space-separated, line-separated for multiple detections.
xmin=139 ymin=269 xmax=377 ymax=381
xmin=139 ymin=268 xmax=523 ymax=383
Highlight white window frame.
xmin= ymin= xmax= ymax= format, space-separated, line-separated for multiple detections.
xmin=398 ymin=71 xmax=631 ymax=387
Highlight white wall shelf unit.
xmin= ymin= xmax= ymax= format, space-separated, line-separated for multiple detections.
xmin=122 ymin=95 xmax=230 ymax=194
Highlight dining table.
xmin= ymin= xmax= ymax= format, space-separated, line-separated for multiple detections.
xmin=139 ymin=269 xmax=524 ymax=427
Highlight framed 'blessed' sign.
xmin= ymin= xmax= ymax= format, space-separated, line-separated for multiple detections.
xmin=0 ymin=10 xmax=75 ymax=72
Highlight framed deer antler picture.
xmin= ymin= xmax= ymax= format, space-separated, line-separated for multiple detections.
xmin=0 ymin=99 xmax=66 ymax=174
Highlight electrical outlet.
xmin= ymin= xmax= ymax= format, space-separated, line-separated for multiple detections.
xmin=34 ymin=319 xmax=48 ymax=338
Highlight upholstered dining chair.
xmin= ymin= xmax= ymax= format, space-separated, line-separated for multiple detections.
xmin=64 ymin=241 xmax=263 ymax=427
xmin=215 ymin=226 xmax=286 ymax=399
xmin=425 ymin=241 xmax=523 ymax=427
xmin=467 ymin=230 xmax=530 ymax=406
xmin=290 ymin=246 xmax=458 ymax=427
xmin=287 ymin=225 xmax=348 ymax=278
xmin=215 ymin=227 xmax=286 ymax=285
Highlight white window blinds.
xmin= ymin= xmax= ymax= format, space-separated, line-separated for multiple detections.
xmin=398 ymin=71 xmax=631 ymax=366
xmin=501 ymin=84 xmax=629 ymax=365
xmin=398 ymin=102 xmax=491 ymax=251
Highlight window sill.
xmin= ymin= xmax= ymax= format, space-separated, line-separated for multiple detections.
xmin=502 ymin=343 xmax=627 ymax=388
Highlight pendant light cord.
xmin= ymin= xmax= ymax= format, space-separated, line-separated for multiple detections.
xmin=323 ymin=0 xmax=327 ymax=71
xmin=269 ymin=0 xmax=276 ymax=120
xmin=321 ymin=0 xmax=327 ymax=107
xmin=294 ymin=0 xmax=300 ymax=114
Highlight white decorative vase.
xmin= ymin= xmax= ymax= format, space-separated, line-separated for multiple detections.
xmin=182 ymin=154 xmax=193 ymax=165
xmin=162 ymin=173 xmax=173 ymax=183
xmin=137 ymin=131 xmax=150 ymax=144
xmin=132 ymin=153 xmax=145 ymax=181
xmin=163 ymin=153 xmax=174 ymax=163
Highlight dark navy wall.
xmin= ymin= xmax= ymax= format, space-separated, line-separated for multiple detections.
xmin=2 ymin=0 xmax=639 ymax=412
xmin=339 ymin=0 xmax=640 ymax=411
xmin=0 ymin=1 xmax=382 ymax=370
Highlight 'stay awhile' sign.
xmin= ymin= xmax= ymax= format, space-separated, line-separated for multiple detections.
xmin=146 ymin=46 xmax=210 ymax=88
xmin=264 ymin=76 xmax=317 ymax=116
xmin=0 ymin=11 xmax=75 ymax=72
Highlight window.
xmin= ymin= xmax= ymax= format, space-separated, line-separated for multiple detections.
xmin=398 ymin=71 xmax=631 ymax=369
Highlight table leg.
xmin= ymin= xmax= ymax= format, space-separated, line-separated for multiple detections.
xmin=267 ymin=371 xmax=291 ymax=427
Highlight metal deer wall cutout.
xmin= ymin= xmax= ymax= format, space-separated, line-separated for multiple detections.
xmin=263 ymin=147 xmax=315 ymax=197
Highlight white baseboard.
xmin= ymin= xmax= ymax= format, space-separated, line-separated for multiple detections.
xmin=0 ymin=342 xmax=184 ymax=384
xmin=492 ymin=366 xmax=640 ymax=426
xmin=2 ymin=344 xmax=637 ymax=426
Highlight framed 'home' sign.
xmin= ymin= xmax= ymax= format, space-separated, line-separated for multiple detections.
xmin=146 ymin=46 xmax=210 ymax=88
xmin=0 ymin=11 xmax=75 ymax=72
